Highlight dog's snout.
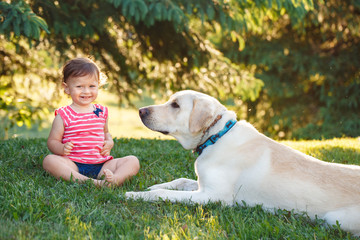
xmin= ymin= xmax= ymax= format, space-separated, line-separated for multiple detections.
xmin=139 ymin=107 xmax=150 ymax=119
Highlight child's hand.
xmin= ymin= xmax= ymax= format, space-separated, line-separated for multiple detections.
xmin=63 ymin=142 xmax=74 ymax=155
xmin=101 ymin=139 xmax=114 ymax=156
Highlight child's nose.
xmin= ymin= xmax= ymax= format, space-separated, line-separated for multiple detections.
xmin=82 ymin=87 xmax=90 ymax=93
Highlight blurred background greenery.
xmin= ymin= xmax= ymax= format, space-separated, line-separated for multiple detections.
xmin=1 ymin=0 xmax=359 ymax=140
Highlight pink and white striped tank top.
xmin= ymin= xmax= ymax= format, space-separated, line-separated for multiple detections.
xmin=55 ymin=104 xmax=113 ymax=164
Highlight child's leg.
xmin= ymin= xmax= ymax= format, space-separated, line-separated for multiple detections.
xmin=42 ymin=154 xmax=103 ymax=186
xmin=98 ymin=155 xmax=140 ymax=186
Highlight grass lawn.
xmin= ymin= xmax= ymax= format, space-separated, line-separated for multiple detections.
xmin=1 ymin=137 xmax=360 ymax=239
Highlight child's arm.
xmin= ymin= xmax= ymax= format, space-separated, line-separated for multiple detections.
xmin=47 ymin=114 xmax=73 ymax=155
xmin=101 ymin=118 xmax=114 ymax=156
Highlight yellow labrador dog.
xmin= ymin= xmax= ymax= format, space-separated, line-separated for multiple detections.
xmin=126 ymin=90 xmax=360 ymax=235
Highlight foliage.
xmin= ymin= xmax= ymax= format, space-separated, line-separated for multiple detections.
xmin=0 ymin=1 xmax=55 ymax=138
xmin=216 ymin=0 xmax=360 ymax=139
xmin=0 ymin=0 xmax=313 ymax=139
xmin=1 ymin=137 xmax=360 ymax=239
xmin=0 ymin=1 xmax=49 ymax=45
xmin=0 ymin=39 xmax=58 ymax=139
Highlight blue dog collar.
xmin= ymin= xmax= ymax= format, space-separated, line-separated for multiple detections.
xmin=195 ymin=119 xmax=237 ymax=155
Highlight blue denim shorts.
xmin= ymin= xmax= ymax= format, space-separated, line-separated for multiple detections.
xmin=74 ymin=162 xmax=105 ymax=179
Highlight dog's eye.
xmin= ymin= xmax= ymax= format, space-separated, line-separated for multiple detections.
xmin=171 ymin=101 xmax=180 ymax=108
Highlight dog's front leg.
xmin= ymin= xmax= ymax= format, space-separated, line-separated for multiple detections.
xmin=148 ymin=178 xmax=198 ymax=191
xmin=125 ymin=189 xmax=211 ymax=204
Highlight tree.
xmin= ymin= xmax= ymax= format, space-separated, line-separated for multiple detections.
xmin=0 ymin=1 xmax=52 ymax=138
xmin=216 ymin=0 xmax=360 ymax=139
xmin=1 ymin=0 xmax=313 ymax=139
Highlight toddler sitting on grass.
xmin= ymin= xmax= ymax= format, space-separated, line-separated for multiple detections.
xmin=43 ymin=57 xmax=140 ymax=187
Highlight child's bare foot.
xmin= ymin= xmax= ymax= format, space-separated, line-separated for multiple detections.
xmin=91 ymin=170 xmax=116 ymax=188
xmin=93 ymin=179 xmax=106 ymax=187
xmin=103 ymin=169 xmax=115 ymax=185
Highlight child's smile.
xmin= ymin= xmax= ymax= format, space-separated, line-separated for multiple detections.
xmin=63 ymin=74 xmax=99 ymax=111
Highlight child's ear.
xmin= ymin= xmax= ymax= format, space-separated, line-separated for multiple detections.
xmin=63 ymin=82 xmax=70 ymax=95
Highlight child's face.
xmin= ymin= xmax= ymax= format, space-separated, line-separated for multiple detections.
xmin=63 ymin=74 xmax=99 ymax=107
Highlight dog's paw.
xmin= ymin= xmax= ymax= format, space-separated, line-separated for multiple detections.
xmin=125 ymin=191 xmax=154 ymax=200
xmin=125 ymin=191 xmax=140 ymax=199
xmin=125 ymin=189 xmax=167 ymax=201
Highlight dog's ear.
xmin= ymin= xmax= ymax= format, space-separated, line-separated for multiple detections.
xmin=189 ymin=98 xmax=215 ymax=133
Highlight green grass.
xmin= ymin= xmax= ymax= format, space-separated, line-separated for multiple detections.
xmin=1 ymin=137 xmax=360 ymax=239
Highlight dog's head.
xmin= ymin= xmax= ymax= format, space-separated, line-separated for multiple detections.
xmin=139 ymin=90 xmax=232 ymax=149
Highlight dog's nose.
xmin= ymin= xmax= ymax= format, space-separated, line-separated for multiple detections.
xmin=139 ymin=107 xmax=150 ymax=118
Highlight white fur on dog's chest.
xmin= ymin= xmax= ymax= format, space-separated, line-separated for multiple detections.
xmin=194 ymin=139 xmax=273 ymax=204
xmin=233 ymin=148 xmax=271 ymax=198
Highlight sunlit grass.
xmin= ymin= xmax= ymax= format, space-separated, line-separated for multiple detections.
xmin=282 ymin=138 xmax=360 ymax=165
xmin=0 ymin=137 xmax=359 ymax=239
